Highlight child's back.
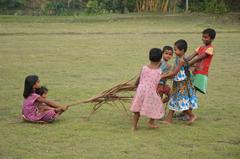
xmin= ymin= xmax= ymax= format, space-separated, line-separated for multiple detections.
xmin=139 ymin=65 xmax=161 ymax=88
xmin=131 ymin=48 xmax=164 ymax=130
xmin=131 ymin=65 xmax=164 ymax=120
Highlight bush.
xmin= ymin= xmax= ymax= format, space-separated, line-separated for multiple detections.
xmin=0 ymin=0 xmax=26 ymax=9
xmin=205 ymin=0 xmax=229 ymax=14
xmin=41 ymin=1 xmax=65 ymax=16
xmin=86 ymin=0 xmax=137 ymax=14
xmin=126 ymin=0 xmax=136 ymax=12
xmin=190 ymin=0 xmax=229 ymax=14
xmin=86 ymin=0 xmax=104 ymax=14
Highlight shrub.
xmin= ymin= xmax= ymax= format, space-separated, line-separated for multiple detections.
xmin=41 ymin=1 xmax=65 ymax=16
xmin=190 ymin=0 xmax=229 ymax=14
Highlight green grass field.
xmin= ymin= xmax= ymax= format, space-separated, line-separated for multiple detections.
xmin=0 ymin=13 xmax=240 ymax=159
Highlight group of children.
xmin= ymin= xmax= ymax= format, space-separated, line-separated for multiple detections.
xmin=131 ymin=28 xmax=216 ymax=130
xmin=21 ymin=28 xmax=216 ymax=129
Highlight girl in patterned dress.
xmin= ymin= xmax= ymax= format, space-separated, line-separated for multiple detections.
xmin=131 ymin=48 xmax=165 ymax=130
xmin=157 ymin=46 xmax=173 ymax=103
xmin=22 ymin=75 xmax=68 ymax=123
xmin=161 ymin=40 xmax=198 ymax=125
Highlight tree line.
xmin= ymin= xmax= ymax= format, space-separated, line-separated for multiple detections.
xmin=0 ymin=0 xmax=239 ymax=15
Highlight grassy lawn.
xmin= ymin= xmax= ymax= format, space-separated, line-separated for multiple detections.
xmin=0 ymin=14 xmax=239 ymax=159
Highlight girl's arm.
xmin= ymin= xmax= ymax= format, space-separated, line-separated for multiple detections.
xmin=36 ymin=96 xmax=68 ymax=110
xmin=161 ymin=60 xmax=184 ymax=79
xmin=166 ymin=64 xmax=172 ymax=73
xmin=189 ymin=53 xmax=208 ymax=66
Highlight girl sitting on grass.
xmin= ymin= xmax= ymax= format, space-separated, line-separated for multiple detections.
xmin=22 ymin=75 xmax=68 ymax=123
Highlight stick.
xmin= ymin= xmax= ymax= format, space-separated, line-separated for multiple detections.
xmin=67 ymin=76 xmax=137 ymax=107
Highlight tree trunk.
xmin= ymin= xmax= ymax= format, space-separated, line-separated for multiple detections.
xmin=163 ymin=0 xmax=169 ymax=13
xmin=173 ymin=0 xmax=177 ymax=13
xmin=67 ymin=0 xmax=72 ymax=8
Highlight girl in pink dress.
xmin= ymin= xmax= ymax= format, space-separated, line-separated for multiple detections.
xmin=22 ymin=75 xmax=68 ymax=123
xmin=131 ymin=48 xmax=164 ymax=130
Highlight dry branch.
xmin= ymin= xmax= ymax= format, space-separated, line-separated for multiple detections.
xmin=67 ymin=76 xmax=137 ymax=116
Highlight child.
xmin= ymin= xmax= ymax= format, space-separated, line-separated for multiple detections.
xmin=161 ymin=40 xmax=198 ymax=125
xmin=35 ymin=86 xmax=48 ymax=99
xmin=157 ymin=46 xmax=173 ymax=103
xmin=22 ymin=75 xmax=68 ymax=123
xmin=175 ymin=28 xmax=216 ymax=121
xmin=186 ymin=28 xmax=216 ymax=94
xmin=131 ymin=48 xmax=165 ymax=130
xmin=35 ymin=86 xmax=61 ymax=114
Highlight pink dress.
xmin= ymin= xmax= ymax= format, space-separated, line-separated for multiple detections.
xmin=130 ymin=66 xmax=164 ymax=119
xmin=22 ymin=93 xmax=57 ymax=122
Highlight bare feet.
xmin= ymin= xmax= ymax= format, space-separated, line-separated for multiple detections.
xmin=22 ymin=115 xmax=27 ymax=121
xmin=22 ymin=115 xmax=47 ymax=124
xmin=132 ymin=127 xmax=138 ymax=131
xmin=148 ymin=123 xmax=159 ymax=129
xmin=61 ymin=105 xmax=69 ymax=111
xmin=148 ymin=118 xmax=159 ymax=129
xmin=56 ymin=105 xmax=69 ymax=114
xmin=160 ymin=120 xmax=172 ymax=125
xmin=187 ymin=115 xmax=197 ymax=125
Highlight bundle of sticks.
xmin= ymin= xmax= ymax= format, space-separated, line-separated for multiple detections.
xmin=67 ymin=76 xmax=137 ymax=116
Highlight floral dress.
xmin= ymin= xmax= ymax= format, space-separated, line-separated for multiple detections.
xmin=168 ymin=57 xmax=198 ymax=111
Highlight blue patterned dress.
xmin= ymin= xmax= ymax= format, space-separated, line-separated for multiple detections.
xmin=168 ymin=57 xmax=198 ymax=111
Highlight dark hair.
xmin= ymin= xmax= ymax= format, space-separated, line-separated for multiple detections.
xmin=162 ymin=46 xmax=173 ymax=53
xmin=23 ymin=75 xmax=39 ymax=98
xmin=35 ymin=86 xmax=48 ymax=96
xmin=149 ymin=48 xmax=162 ymax=62
xmin=174 ymin=39 xmax=188 ymax=52
xmin=203 ymin=28 xmax=216 ymax=40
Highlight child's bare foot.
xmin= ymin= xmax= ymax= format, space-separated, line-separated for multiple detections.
xmin=187 ymin=115 xmax=197 ymax=125
xmin=148 ymin=119 xmax=158 ymax=129
xmin=22 ymin=115 xmax=47 ymax=124
xmin=57 ymin=105 xmax=69 ymax=113
xmin=22 ymin=115 xmax=27 ymax=121
xmin=148 ymin=123 xmax=159 ymax=129
xmin=61 ymin=105 xmax=69 ymax=111
xmin=160 ymin=120 xmax=172 ymax=125
xmin=132 ymin=127 xmax=138 ymax=131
